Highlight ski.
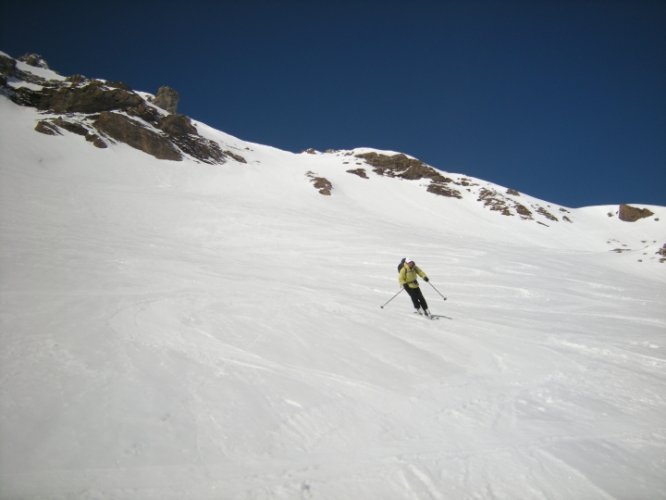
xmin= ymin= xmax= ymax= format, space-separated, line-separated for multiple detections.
xmin=413 ymin=311 xmax=439 ymax=320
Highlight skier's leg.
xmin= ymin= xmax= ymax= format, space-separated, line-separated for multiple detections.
xmin=405 ymin=287 xmax=421 ymax=311
xmin=415 ymin=288 xmax=429 ymax=313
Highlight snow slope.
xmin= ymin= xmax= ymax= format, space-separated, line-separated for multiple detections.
xmin=1 ymin=87 xmax=665 ymax=499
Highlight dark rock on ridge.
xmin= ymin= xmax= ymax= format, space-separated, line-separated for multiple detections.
xmin=657 ymin=244 xmax=666 ymax=263
xmin=306 ymin=171 xmax=333 ymax=195
xmin=34 ymin=120 xmax=61 ymax=135
xmin=94 ymin=112 xmax=182 ymax=161
xmin=153 ymin=86 xmax=179 ymax=114
xmin=346 ymin=168 xmax=368 ymax=179
xmin=619 ymin=204 xmax=654 ymax=222
xmin=0 ymin=52 xmax=246 ymax=165
xmin=158 ymin=114 xmax=197 ymax=136
xmin=156 ymin=114 xmax=227 ymax=164
xmin=34 ymin=116 xmax=110 ymax=149
xmin=0 ymin=53 xmax=16 ymax=76
xmin=355 ymin=152 xmax=462 ymax=199
xmin=353 ymin=151 xmax=575 ymax=224
xmin=18 ymin=53 xmax=49 ymax=68
xmin=30 ymin=81 xmax=144 ymax=114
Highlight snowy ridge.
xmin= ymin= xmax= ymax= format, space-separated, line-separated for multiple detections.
xmin=1 ymin=53 xmax=665 ymax=499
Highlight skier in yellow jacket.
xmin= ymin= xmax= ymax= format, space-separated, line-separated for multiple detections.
xmin=398 ymin=258 xmax=431 ymax=317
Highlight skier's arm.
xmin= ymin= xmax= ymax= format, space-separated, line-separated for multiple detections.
xmin=416 ymin=267 xmax=429 ymax=282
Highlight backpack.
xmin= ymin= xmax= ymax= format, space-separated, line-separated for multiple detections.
xmin=397 ymin=257 xmax=406 ymax=272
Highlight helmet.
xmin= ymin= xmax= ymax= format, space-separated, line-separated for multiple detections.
xmin=405 ymin=258 xmax=415 ymax=264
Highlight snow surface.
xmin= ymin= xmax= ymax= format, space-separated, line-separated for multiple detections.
xmin=1 ymin=94 xmax=665 ymax=500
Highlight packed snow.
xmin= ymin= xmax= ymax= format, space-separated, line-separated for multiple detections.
xmin=1 ymin=90 xmax=665 ymax=499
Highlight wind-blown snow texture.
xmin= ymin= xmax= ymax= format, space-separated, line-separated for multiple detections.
xmin=1 ymin=65 xmax=665 ymax=500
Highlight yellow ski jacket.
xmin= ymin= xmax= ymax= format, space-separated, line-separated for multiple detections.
xmin=399 ymin=264 xmax=427 ymax=289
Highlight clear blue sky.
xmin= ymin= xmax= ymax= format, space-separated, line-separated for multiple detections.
xmin=2 ymin=0 xmax=664 ymax=207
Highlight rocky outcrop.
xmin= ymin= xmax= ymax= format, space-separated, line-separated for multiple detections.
xmin=346 ymin=168 xmax=368 ymax=179
xmin=352 ymin=151 xmax=576 ymax=223
xmin=18 ymin=53 xmax=49 ymax=68
xmin=536 ymin=207 xmax=558 ymax=221
xmin=153 ymin=86 xmax=179 ymax=113
xmin=357 ymin=152 xmax=434 ymax=179
xmin=34 ymin=120 xmax=61 ymax=135
xmin=94 ymin=112 xmax=182 ymax=161
xmin=356 ymin=152 xmax=462 ymax=199
xmin=35 ymin=117 xmax=107 ymax=148
xmin=126 ymin=102 xmax=162 ymax=124
xmin=223 ymin=150 xmax=247 ymax=164
xmin=0 ymin=53 xmax=16 ymax=77
xmin=23 ymin=81 xmax=144 ymax=114
xmin=657 ymin=244 xmax=666 ymax=263
xmin=0 ymin=52 xmax=241 ymax=165
xmin=0 ymin=53 xmax=52 ymax=89
xmin=479 ymin=188 xmax=526 ymax=217
xmin=618 ymin=204 xmax=654 ymax=222
xmin=158 ymin=114 xmax=196 ymax=136
xmin=306 ymin=171 xmax=333 ymax=195
xmin=156 ymin=114 xmax=227 ymax=164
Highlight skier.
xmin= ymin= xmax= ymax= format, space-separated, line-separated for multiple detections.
xmin=398 ymin=258 xmax=431 ymax=316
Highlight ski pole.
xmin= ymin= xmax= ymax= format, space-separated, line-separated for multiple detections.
xmin=380 ymin=288 xmax=404 ymax=309
xmin=427 ymin=281 xmax=447 ymax=301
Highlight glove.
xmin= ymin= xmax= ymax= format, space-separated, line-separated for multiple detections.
xmin=403 ymin=284 xmax=410 ymax=291
xmin=424 ymin=276 xmax=430 ymax=282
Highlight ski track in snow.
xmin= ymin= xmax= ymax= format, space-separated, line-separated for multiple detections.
xmin=1 ymin=96 xmax=666 ymax=499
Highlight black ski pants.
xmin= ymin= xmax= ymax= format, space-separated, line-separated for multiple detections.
xmin=405 ymin=285 xmax=428 ymax=311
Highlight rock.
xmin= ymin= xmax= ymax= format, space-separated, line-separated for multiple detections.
xmin=158 ymin=114 xmax=197 ymax=136
xmin=357 ymin=152 xmax=431 ymax=179
xmin=18 ymin=53 xmax=49 ymax=69
xmin=105 ymin=81 xmax=132 ymax=91
xmin=427 ymin=183 xmax=464 ymax=198
xmin=174 ymin=134 xmax=226 ymax=164
xmin=66 ymin=74 xmax=87 ymax=85
xmin=356 ymin=152 xmax=462 ymax=199
xmin=157 ymin=114 xmax=226 ymax=164
xmin=346 ymin=168 xmax=368 ymax=179
xmin=153 ymin=86 xmax=179 ymax=113
xmin=86 ymin=134 xmax=108 ymax=148
xmin=224 ymin=150 xmax=247 ymax=164
xmin=93 ymin=112 xmax=182 ymax=161
xmin=35 ymin=117 xmax=108 ymax=149
xmin=515 ymin=203 xmax=533 ymax=219
xmin=53 ymin=117 xmax=89 ymax=137
xmin=618 ymin=204 xmax=654 ymax=222
xmin=127 ymin=102 xmax=161 ymax=125
xmin=0 ymin=53 xmax=17 ymax=77
xmin=4 ymin=53 xmax=227 ymax=164
xmin=536 ymin=207 xmax=558 ymax=221
xmin=313 ymin=178 xmax=332 ymax=195
xmin=34 ymin=120 xmax=61 ymax=135
xmin=478 ymin=188 xmax=513 ymax=216
xmin=34 ymin=81 xmax=144 ymax=113
xmin=657 ymin=244 xmax=666 ymax=263
xmin=306 ymin=171 xmax=333 ymax=195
